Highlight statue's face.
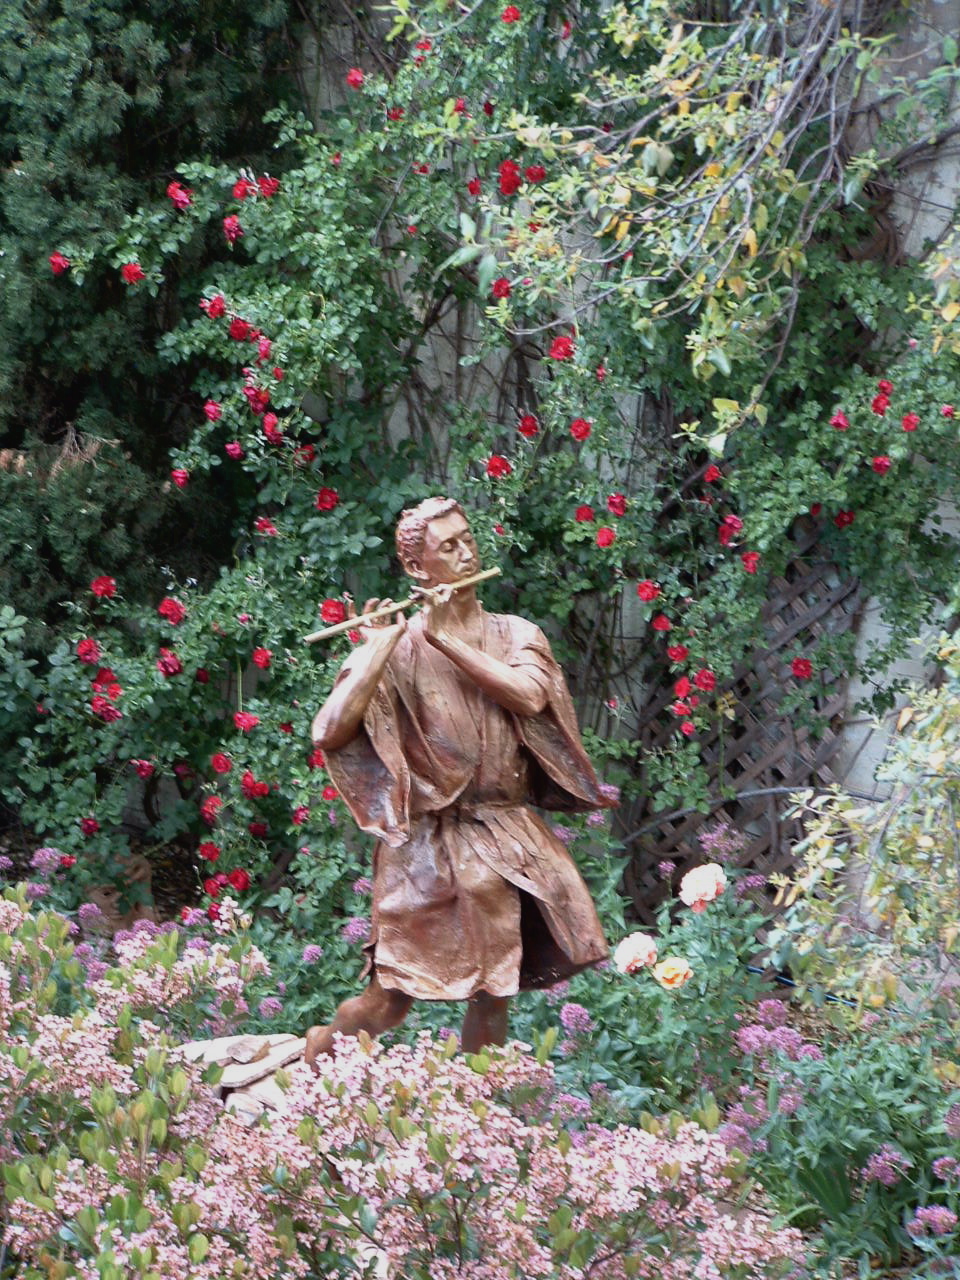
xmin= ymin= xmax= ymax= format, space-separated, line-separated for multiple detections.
xmin=411 ymin=511 xmax=479 ymax=585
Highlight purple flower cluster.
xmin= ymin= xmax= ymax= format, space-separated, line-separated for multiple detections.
xmin=302 ymin=943 xmax=324 ymax=964
xmin=30 ymin=847 xmax=63 ymax=875
xmin=551 ymin=825 xmax=575 ymax=845
xmin=351 ymin=876 xmax=372 ymax=895
xmin=735 ymin=873 xmax=767 ymax=897
xmin=945 ymin=1101 xmax=960 ymax=1140
xmin=860 ymin=1144 xmax=912 ymax=1188
xmin=559 ymin=1002 xmax=595 ymax=1034
xmin=697 ymin=820 xmax=745 ymax=863
xmin=77 ymin=902 xmax=105 ymax=926
xmin=553 ymin=1092 xmax=592 ymax=1121
xmin=933 ymin=1156 xmax=959 ymax=1181
xmin=0 ymin=854 xmax=13 ymax=872
xmin=907 ymin=1205 xmax=958 ymax=1237
xmin=341 ymin=916 xmax=371 ymax=944
xmin=657 ymin=859 xmax=677 ymax=878
xmin=258 ymin=996 xmax=283 ymax=1019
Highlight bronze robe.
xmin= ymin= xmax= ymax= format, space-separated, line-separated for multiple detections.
xmin=326 ymin=611 xmax=611 ymax=1001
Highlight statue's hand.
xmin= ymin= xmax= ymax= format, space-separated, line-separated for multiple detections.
xmin=351 ymin=597 xmax=407 ymax=645
xmin=418 ymin=584 xmax=456 ymax=648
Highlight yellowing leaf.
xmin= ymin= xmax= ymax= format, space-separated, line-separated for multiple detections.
xmin=726 ymin=275 xmax=746 ymax=299
xmin=896 ymin=706 xmax=914 ymax=732
xmin=743 ymin=226 xmax=758 ymax=257
xmin=712 ymin=397 xmax=740 ymax=414
xmin=615 ymin=219 xmax=631 ymax=241
xmin=678 ymin=98 xmax=690 ymax=115
xmin=725 ymin=92 xmax=743 ymax=112
xmin=941 ymin=301 xmax=960 ymax=323
xmin=704 ymin=161 xmax=723 ymax=178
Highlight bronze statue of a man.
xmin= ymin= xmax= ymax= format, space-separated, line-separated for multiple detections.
xmin=304 ymin=497 xmax=612 ymax=1066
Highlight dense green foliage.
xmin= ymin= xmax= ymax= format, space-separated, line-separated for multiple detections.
xmin=0 ymin=0 xmax=295 ymax=642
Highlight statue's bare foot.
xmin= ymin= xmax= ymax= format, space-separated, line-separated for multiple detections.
xmin=304 ymin=1023 xmax=335 ymax=1069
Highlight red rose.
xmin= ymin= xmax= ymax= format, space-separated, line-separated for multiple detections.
xmin=877 ymin=379 xmax=893 ymax=395
xmin=941 ymin=404 xmax=955 ymax=418
xmin=49 ymin=251 xmax=71 ymax=275
xmin=210 ymin=753 xmax=232 ymax=775
xmin=791 ymin=656 xmax=813 ymax=680
xmin=308 ymin=746 xmax=326 ymax=769
xmin=252 ymin=647 xmax=272 ymax=669
xmin=486 ymin=455 xmax=512 ymax=478
xmin=652 ymin=614 xmax=672 ymax=632
xmin=671 ymin=701 xmax=692 ymax=716
xmin=234 ymin=711 xmax=260 ymax=732
xmin=387 ymin=106 xmax=405 ymax=121
xmin=198 ymin=841 xmax=220 ymax=862
xmin=131 ymin=759 xmax=154 ymax=779
xmin=292 ymin=805 xmax=310 ymax=825
xmin=548 ymin=334 xmax=575 ymax=360
xmin=121 ymin=262 xmax=145 ymax=285
xmin=872 ymin=455 xmax=891 ymax=474
xmin=322 ymin=784 xmax=339 ymax=801
xmin=596 ymin=526 xmax=616 ymax=548
xmin=315 ymin=487 xmax=339 ymax=511
xmin=518 ymin=414 xmax=539 ymax=437
xmin=156 ymin=648 xmax=183 ymax=677
xmin=249 ymin=821 xmax=269 ymax=838
xmin=413 ymin=163 xmax=431 ymax=175
xmin=810 ymin=503 xmax=822 ymax=517
xmin=498 ymin=159 xmax=522 ymax=196
xmin=453 ymin=98 xmax=467 ymax=114
xmin=636 ymin=580 xmax=659 ymax=602
xmin=91 ymin=695 xmax=122 ymax=722
xmin=76 ymin=637 xmax=102 ymax=664
xmin=202 ymin=294 xmax=226 ymax=318
xmin=233 ymin=177 xmax=256 ymax=200
xmin=80 ymin=817 xmax=100 ymax=836
xmin=680 ymin=720 xmax=696 ymax=737
xmin=171 ymin=469 xmax=189 ymax=489
xmin=225 ymin=442 xmax=244 ymax=460
xmin=830 ymin=410 xmax=849 ymax=430
xmin=254 ymin=516 xmax=278 ymax=535
xmin=741 ymin=551 xmax=761 ymax=573
xmin=91 ymin=667 xmax=116 ymax=691
xmin=834 ymin=509 xmax=855 ymax=529
xmin=491 ymin=277 xmax=511 ymax=300
xmin=241 ymin=770 xmax=270 ymax=800
xmin=718 ymin=513 xmax=743 ymax=546
xmin=203 ymin=400 xmax=222 ymax=422
xmin=346 ymin=67 xmax=364 ymax=89
xmin=263 ymin=421 xmax=283 ymax=447
xmin=574 ymin=505 xmax=595 ymax=523
xmin=674 ymin=676 xmax=692 ymax=699
xmin=501 ymin=4 xmax=521 ymax=20
xmin=320 ymin=599 xmax=346 ymax=625
xmin=157 ymin=597 xmax=186 ymax=625
xmin=90 ymin=576 xmax=117 ymax=599
xmin=901 ymin=412 xmax=920 ymax=432
xmin=227 ymin=868 xmax=251 ymax=891
xmin=256 ymin=336 xmax=272 ymax=362
xmin=258 ymin=175 xmax=280 ymax=198
xmin=203 ymin=876 xmax=221 ymax=897
xmin=483 ymin=100 xmax=494 ymax=115
xmin=694 ymin=668 xmax=716 ymax=692
xmin=228 ymin=316 xmax=251 ymax=341
xmin=195 ymin=669 xmax=210 ymax=684
xmin=467 ymin=178 xmax=482 ymax=197
xmin=569 ymin=418 xmax=591 ymax=442
xmin=703 ymin=464 xmax=722 ymax=484
xmin=206 ymin=902 xmax=221 ymax=921
xmin=525 ymin=164 xmax=546 ymax=183
xmin=607 ymin=493 xmax=627 ymax=516
xmin=200 ymin=795 xmax=222 ymax=827
xmin=667 ymin=643 xmax=689 ymax=663
xmin=871 ymin=394 xmax=889 ymax=416
xmin=60 ymin=855 xmax=76 ymax=868
xmin=166 ymin=180 xmax=192 ymax=210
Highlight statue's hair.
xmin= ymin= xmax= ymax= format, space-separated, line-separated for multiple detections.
xmin=395 ymin=496 xmax=465 ymax=570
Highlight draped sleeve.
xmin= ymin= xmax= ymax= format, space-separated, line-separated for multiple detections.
xmin=491 ymin=616 xmax=617 ymax=814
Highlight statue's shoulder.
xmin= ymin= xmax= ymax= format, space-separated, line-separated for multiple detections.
xmin=484 ymin=611 xmax=548 ymax=648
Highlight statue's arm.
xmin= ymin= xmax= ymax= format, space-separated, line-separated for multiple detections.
xmin=425 ymin=630 xmax=548 ymax=717
xmin=311 ymin=610 xmax=405 ymax=751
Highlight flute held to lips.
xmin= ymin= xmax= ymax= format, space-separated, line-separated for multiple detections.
xmin=302 ymin=566 xmax=502 ymax=643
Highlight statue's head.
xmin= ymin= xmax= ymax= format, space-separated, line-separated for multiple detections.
xmin=396 ymin=497 xmax=477 ymax=585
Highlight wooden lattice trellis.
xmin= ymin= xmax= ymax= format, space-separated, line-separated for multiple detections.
xmin=622 ymin=524 xmax=863 ymax=923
